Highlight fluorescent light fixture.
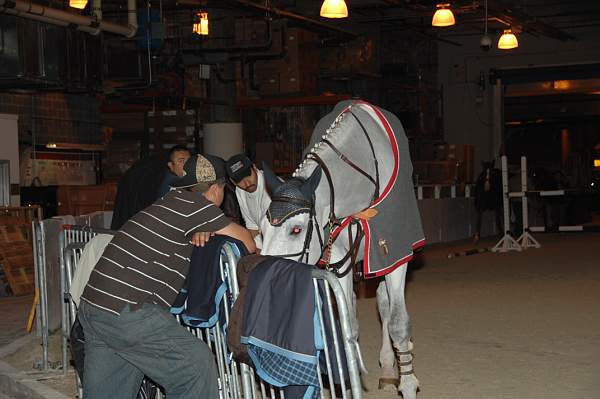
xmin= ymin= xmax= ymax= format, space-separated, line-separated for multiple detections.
xmin=45 ymin=143 xmax=106 ymax=151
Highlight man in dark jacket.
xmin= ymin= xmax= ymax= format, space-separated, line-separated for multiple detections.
xmin=111 ymin=146 xmax=192 ymax=230
xmin=79 ymin=154 xmax=256 ymax=399
xmin=157 ymin=145 xmax=192 ymax=198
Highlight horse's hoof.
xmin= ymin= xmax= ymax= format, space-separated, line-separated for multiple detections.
xmin=378 ymin=378 xmax=399 ymax=391
xmin=399 ymin=383 xmax=419 ymax=399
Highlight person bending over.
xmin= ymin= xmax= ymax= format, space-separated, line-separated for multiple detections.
xmin=79 ymin=154 xmax=255 ymax=399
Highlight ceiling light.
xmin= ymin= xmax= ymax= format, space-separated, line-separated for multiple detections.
xmin=193 ymin=12 xmax=209 ymax=36
xmin=69 ymin=0 xmax=87 ymax=9
xmin=45 ymin=142 xmax=107 ymax=151
xmin=553 ymin=80 xmax=570 ymax=90
xmin=432 ymin=4 xmax=455 ymax=27
xmin=498 ymin=29 xmax=518 ymax=49
xmin=320 ymin=0 xmax=348 ymax=19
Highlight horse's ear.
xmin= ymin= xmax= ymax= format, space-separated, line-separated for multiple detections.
xmin=262 ymin=161 xmax=283 ymax=193
xmin=300 ymin=166 xmax=322 ymax=199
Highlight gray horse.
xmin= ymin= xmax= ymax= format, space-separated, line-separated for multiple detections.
xmin=260 ymin=100 xmax=425 ymax=399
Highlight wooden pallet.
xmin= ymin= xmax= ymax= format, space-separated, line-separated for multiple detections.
xmin=0 ymin=242 xmax=35 ymax=296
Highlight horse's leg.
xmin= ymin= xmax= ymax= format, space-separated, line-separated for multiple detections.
xmin=376 ymin=281 xmax=398 ymax=391
xmin=474 ymin=207 xmax=482 ymax=242
xmin=495 ymin=206 xmax=504 ymax=235
xmin=385 ymin=267 xmax=419 ymax=399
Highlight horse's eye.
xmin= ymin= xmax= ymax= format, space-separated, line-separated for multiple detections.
xmin=290 ymin=226 xmax=303 ymax=236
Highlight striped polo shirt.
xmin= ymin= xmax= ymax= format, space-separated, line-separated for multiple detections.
xmin=81 ymin=189 xmax=230 ymax=315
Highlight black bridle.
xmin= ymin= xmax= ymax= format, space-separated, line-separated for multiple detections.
xmin=266 ymin=107 xmax=381 ymax=274
xmin=266 ymin=195 xmax=323 ymax=264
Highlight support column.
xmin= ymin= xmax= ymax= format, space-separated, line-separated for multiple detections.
xmin=492 ymin=78 xmax=504 ymax=160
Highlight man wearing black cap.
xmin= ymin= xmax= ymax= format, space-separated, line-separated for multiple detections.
xmin=226 ymin=154 xmax=272 ymax=249
xmin=79 ymin=154 xmax=255 ymax=399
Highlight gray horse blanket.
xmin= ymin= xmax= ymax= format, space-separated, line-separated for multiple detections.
xmin=309 ymin=100 xmax=425 ymax=278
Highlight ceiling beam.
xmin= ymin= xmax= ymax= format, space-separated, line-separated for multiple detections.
xmin=487 ymin=0 xmax=577 ymax=41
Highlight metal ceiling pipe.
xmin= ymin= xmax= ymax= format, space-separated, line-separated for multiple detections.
xmin=0 ymin=0 xmax=138 ymax=37
xmin=126 ymin=0 xmax=137 ymax=37
xmin=0 ymin=7 xmax=98 ymax=33
xmin=89 ymin=0 xmax=101 ymax=34
xmin=228 ymin=0 xmax=358 ymax=38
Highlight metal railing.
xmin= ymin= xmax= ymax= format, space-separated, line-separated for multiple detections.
xmin=57 ymin=226 xmax=363 ymax=398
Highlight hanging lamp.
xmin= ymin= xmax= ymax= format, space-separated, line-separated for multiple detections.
xmin=193 ymin=12 xmax=209 ymax=36
xmin=498 ymin=29 xmax=518 ymax=49
xmin=432 ymin=4 xmax=455 ymax=27
xmin=69 ymin=0 xmax=87 ymax=9
xmin=480 ymin=0 xmax=492 ymax=50
xmin=320 ymin=0 xmax=348 ymax=19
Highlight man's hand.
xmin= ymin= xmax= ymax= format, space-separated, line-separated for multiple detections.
xmin=191 ymin=231 xmax=215 ymax=247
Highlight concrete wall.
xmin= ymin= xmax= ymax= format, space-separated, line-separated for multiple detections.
xmin=437 ymin=28 xmax=600 ymax=174
xmin=418 ymin=197 xmax=498 ymax=244
xmin=0 ymin=114 xmax=20 ymax=205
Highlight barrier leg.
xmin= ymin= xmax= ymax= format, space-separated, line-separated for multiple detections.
xmin=516 ymin=156 xmax=540 ymax=249
xmin=492 ymin=156 xmax=522 ymax=253
xmin=39 ymin=225 xmax=50 ymax=370
xmin=60 ymin=242 xmax=69 ymax=374
xmin=313 ymin=269 xmax=363 ymax=399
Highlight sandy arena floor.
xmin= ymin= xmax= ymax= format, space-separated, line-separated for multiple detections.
xmin=2 ymin=232 xmax=599 ymax=398
xmin=358 ymin=233 xmax=600 ymax=399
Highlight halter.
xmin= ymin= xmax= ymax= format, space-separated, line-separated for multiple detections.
xmin=265 ymin=105 xmax=382 ymax=273
xmin=266 ymin=194 xmax=323 ymax=264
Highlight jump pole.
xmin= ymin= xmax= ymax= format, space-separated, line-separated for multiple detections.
xmin=492 ymin=155 xmax=522 ymax=253
xmin=516 ymin=156 xmax=541 ymax=249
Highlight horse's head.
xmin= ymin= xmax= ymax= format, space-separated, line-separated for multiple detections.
xmin=260 ymin=100 xmax=399 ymax=264
xmin=260 ymin=163 xmax=324 ymax=264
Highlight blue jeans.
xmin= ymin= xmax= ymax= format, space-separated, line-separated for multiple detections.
xmin=78 ymin=301 xmax=218 ymax=399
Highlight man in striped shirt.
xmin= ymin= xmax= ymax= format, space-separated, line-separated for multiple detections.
xmin=79 ymin=154 xmax=255 ymax=399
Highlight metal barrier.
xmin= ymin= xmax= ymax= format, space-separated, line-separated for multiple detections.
xmin=60 ymin=225 xmax=116 ymax=398
xmin=414 ymin=184 xmax=474 ymax=200
xmin=60 ymin=225 xmax=115 ymax=370
xmin=31 ymin=220 xmax=49 ymax=370
xmin=31 ymin=215 xmax=116 ymax=372
xmin=58 ymin=226 xmax=363 ymax=399
xmin=62 ymin=242 xmax=87 ymax=398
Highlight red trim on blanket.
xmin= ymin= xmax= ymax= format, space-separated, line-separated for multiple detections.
xmin=363 ymin=234 xmax=426 ymax=279
xmin=350 ymin=101 xmax=399 ymax=207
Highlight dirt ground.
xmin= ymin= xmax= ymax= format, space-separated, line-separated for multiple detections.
xmin=358 ymin=233 xmax=600 ymax=399
xmin=2 ymin=233 xmax=599 ymax=398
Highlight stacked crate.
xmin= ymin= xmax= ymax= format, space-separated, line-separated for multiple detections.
xmin=0 ymin=218 xmax=34 ymax=296
xmin=252 ymin=27 xmax=320 ymax=96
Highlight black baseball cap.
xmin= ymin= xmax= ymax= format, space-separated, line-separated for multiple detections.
xmin=226 ymin=154 xmax=253 ymax=183
xmin=171 ymin=154 xmax=227 ymax=188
